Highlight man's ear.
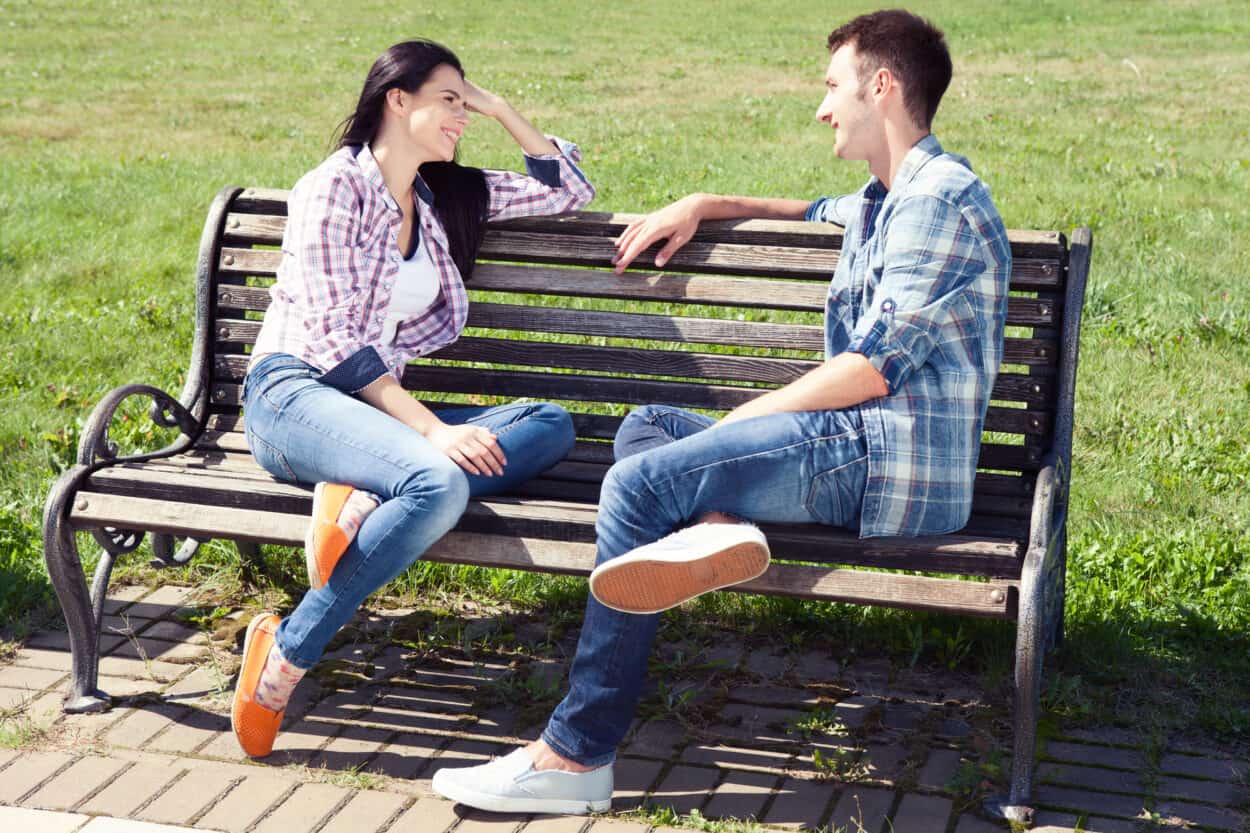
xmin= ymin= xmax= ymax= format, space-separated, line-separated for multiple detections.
xmin=872 ymin=67 xmax=894 ymax=101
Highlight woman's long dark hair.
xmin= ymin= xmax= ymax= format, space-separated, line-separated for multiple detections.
xmin=336 ymin=40 xmax=489 ymax=280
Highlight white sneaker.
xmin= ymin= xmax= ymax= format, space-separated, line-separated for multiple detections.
xmin=431 ymin=748 xmax=613 ymax=815
xmin=588 ymin=522 xmax=770 ymax=614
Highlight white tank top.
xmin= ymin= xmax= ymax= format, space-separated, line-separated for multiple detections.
xmin=381 ymin=236 xmax=442 ymax=344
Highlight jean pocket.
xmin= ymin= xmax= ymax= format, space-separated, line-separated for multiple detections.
xmin=805 ymin=454 xmax=868 ymax=529
xmin=247 ymin=429 xmax=299 ymax=484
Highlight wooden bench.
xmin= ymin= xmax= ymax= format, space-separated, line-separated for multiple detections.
xmin=43 ymin=185 xmax=1090 ymax=822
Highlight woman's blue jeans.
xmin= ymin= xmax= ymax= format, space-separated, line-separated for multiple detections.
xmin=541 ymin=404 xmax=869 ymax=766
xmin=242 ymin=353 xmax=575 ymax=669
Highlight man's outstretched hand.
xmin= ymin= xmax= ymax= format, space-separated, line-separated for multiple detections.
xmin=612 ymin=194 xmax=705 ymax=274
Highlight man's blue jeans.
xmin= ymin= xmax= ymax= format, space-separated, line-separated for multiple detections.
xmin=242 ymin=352 xmax=575 ymax=669
xmin=542 ymin=404 xmax=869 ymax=766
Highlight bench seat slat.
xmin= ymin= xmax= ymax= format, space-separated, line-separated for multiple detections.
xmin=97 ymin=446 xmax=1034 ymax=524
xmin=77 ymin=473 xmax=1023 ymax=578
xmin=70 ymin=490 xmax=1014 ymax=617
xmin=145 ymin=448 xmax=1034 ymax=517
xmin=158 ymin=444 xmax=1038 ymax=499
xmin=190 ymin=426 xmax=1036 ymax=501
xmin=110 ymin=464 xmax=1027 ymax=534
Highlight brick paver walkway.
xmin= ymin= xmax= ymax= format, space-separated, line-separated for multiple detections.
xmin=1 ymin=585 xmax=1246 ymax=833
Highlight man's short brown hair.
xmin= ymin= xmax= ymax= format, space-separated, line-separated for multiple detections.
xmin=827 ymin=9 xmax=952 ymax=129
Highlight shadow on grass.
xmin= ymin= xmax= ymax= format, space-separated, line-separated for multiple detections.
xmin=1054 ymin=608 xmax=1250 ymax=745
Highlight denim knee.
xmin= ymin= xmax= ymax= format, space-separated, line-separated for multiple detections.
xmin=399 ymin=457 xmax=470 ymax=532
xmin=594 ymin=456 xmax=667 ymax=561
xmin=613 ymin=405 xmax=662 ymax=460
xmin=532 ymin=403 xmax=576 ymax=459
xmin=600 ymin=455 xmax=644 ymax=506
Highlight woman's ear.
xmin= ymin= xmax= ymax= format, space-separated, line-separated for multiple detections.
xmin=385 ymin=87 xmax=406 ymax=116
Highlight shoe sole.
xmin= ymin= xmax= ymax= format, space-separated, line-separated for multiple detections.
xmin=433 ymin=773 xmax=611 ymax=815
xmin=305 ymin=482 xmax=350 ymax=590
xmin=589 ymin=541 xmax=769 ymax=614
xmin=231 ymin=613 xmax=281 ymax=758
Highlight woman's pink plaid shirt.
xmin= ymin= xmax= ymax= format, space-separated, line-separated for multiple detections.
xmin=252 ymin=138 xmax=594 ymax=392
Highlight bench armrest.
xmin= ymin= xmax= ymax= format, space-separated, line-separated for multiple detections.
xmin=1025 ymin=450 xmax=1065 ymax=563
xmin=77 ymin=383 xmax=203 ymax=470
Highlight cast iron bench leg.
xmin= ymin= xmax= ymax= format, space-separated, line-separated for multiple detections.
xmin=42 ymin=466 xmax=115 ymax=713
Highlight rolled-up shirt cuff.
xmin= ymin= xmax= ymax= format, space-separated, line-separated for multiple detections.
xmin=806 ymin=198 xmax=833 ymax=222
xmin=845 ymin=301 xmax=922 ymax=394
xmin=524 ymin=155 xmax=562 ymax=188
xmin=523 ymin=135 xmax=588 ymax=188
xmin=846 ymin=344 xmax=912 ymax=394
xmin=806 ymin=194 xmax=856 ymax=225
xmin=318 ymin=346 xmax=390 ymax=394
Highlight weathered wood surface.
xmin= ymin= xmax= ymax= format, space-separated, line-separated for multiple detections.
xmin=219 ymin=203 xmax=1067 ymax=262
xmin=206 ymin=409 xmax=629 ymax=442
xmin=203 ymin=372 xmax=1049 ymax=437
xmin=183 ymin=431 xmax=1035 ymax=501
xmin=88 ymin=192 xmax=1069 ymax=599
xmin=214 ymin=279 xmax=1058 ymax=326
xmin=211 ymin=349 xmax=1055 ymax=404
xmin=213 ymin=344 xmax=821 ymax=386
xmin=72 ymin=485 xmax=1023 ymax=583
xmin=94 ymin=441 xmax=1034 ymax=522
xmin=218 ymin=241 xmax=1062 ymax=291
xmin=212 ymin=312 xmax=1059 ymax=366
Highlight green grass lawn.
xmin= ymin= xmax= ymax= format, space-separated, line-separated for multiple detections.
xmin=2 ymin=1 xmax=1248 ymax=748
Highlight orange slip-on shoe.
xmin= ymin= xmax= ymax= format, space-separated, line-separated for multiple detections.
xmin=305 ymin=482 xmax=359 ymax=590
xmin=231 ymin=613 xmax=284 ymax=758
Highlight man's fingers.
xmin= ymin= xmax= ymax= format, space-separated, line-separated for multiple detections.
xmin=613 ymin=224 xmax=649 ymax=272
xmin=614 ymin=230 xmax=661 ymax=274
xmin=656 ymin=234 xmax=688 ymax=268
xmin=613 ymin=219 xmax=646 ymax=249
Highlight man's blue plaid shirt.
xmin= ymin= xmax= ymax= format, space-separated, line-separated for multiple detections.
xmin=806 ymin=135 xmax=1012 ymax=538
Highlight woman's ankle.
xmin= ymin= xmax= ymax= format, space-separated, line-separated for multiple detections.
xmin=253 ymin=643 xmax=305 ymax=711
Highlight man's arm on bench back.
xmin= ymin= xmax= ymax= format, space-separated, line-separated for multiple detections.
xmin=612 ymin=193 xmax=812 ymax=273
xmin=612 ymin=192 xmax=888 ymax=426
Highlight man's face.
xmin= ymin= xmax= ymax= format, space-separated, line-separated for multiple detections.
xmin=816 ymin=44 xmax=877 ymax=161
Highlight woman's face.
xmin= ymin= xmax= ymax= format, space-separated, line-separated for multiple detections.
xmin=396 ymin=63 xmax=470 ymax=163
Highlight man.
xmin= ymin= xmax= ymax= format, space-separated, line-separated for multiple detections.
xmin=431 ymin=9 xmax=1011 ymax=813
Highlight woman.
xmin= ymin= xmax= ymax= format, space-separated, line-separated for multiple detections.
xmin=233 ymin=39 xmax=594 ymax=757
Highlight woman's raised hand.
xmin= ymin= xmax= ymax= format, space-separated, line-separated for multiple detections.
xmin=428 ymin=423 xmax=507 ymax=476
xmin=463 ymin=79 xmax=507 ymax=119
xmin=464 ymin=78 xmax=561 ymax=158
